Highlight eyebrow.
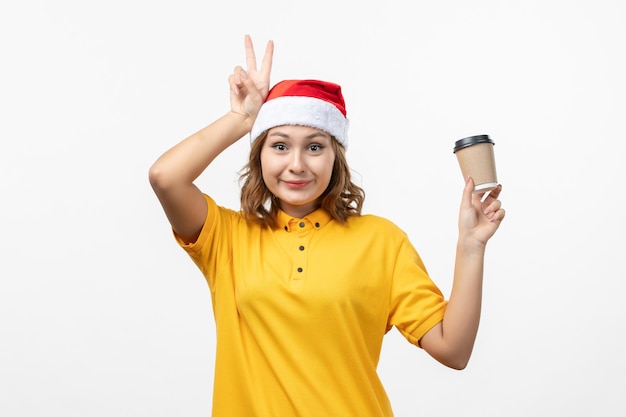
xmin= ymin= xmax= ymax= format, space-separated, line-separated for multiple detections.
xmin=267 ymin=130 xmax=331 ymax=140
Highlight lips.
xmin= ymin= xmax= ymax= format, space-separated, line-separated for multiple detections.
xmin=283 ymin=180 xmax=310 ymax=189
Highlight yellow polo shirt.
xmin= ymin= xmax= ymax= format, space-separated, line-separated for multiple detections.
xmin=176 ymin=194 xmax=447 ymax=417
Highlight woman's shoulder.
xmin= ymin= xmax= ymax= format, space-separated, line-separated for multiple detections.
xmin=346 ymin=213 xmax=408 ymax=237
xmin=203 ymin=194 xmax=256 ymax=229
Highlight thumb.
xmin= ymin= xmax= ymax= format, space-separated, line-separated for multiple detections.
xmin=462 ymin=176 xmax=475 ymax=208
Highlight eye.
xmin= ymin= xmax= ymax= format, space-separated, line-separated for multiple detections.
xmin=271 ymin=143 xmax=287 ymax=151
xmin=308 ymin=144 xmax=323 ymax=152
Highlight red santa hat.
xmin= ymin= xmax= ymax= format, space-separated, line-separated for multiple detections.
xmin=249 ymin=79 xmax=349 ymax=148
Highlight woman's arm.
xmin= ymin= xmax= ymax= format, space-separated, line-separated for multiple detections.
xmin=149 ymin=112 xmax=252 ymax=243
xmin=419 ymin=177 xmax=505 ymax=369
xmin=148 ymin=35 xmax=273 ymax=243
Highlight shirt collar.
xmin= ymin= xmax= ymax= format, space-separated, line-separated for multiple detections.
xmin=277 ymin=208 xmax=333 ymax=232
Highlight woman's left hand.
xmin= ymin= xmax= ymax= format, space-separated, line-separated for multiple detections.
xmin=458 ymin=177 xmax=506 ymax=248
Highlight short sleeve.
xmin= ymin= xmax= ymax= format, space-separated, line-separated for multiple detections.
xmin=174 ymin=194 xmax=233 ymax=290
xmin=387 ymin=237 xmax=448 ymax=346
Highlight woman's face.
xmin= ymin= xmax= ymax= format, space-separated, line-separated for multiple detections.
xmin=260 ymin=125 xmax=335 ymax=218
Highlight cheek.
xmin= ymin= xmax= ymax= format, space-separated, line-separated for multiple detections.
xmin=260 ymin=156 xmax=278 ymax=184
xmin=320 ymin=156 xmax=336 ymax=181
xmin=259 ymin=153 xmax=269 ymax=174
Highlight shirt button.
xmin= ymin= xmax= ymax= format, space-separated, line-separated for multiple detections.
xmin=297 ymin=267 xmax=303 ymax=273
xmin=299 ymin=245 xmax=305 ymax=251
xmin=315 ymin=222 xmax=320 ymax=228
xmin=299 ymin=222 xmax=305 ymax=228
xmin=284 ymin=226 xmax=288 ymax=231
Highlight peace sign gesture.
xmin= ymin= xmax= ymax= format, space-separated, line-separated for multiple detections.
xmin=228 ymin=34 xmax=274 ymax=121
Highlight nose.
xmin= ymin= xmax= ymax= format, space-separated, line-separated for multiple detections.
xmin=288 ymin=150 xmax=305 ymax=174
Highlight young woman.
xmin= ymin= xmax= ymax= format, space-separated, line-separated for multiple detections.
xmin=149 ymin=35 xmax=505 ymax=417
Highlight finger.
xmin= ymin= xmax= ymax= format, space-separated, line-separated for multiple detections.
xmin=462 ymin=176 xmax=475 ymax=208
xmin=241 ymin=74 xmax=264 ymax=108
xmin=488 ymin=184 xmax=503 ymax=199
xmin=228 ymin=73 xmax=237 ymax=95
xmin=488 ymin=207 xmax=506 ymax=223
xmin=244 ymin=34 xmax=258 ymax=72
xmin=495 ymin=208 xmax=506 ymax=222
xmin=483 ymin=199 xmax=502 ymax=217
xmin=476 ymin=183 xmax=502 ymax=204
xmin=259 ymin=39 xmax=274 ymax=78
xmin=229 ymin=66 xmax=245 ymax=94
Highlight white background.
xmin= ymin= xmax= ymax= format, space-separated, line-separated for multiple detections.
xmin=1 ymin=1 xmax=625 ymax=416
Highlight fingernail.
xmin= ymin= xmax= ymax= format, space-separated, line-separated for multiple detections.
xmin=241 ymin=70 xmax=248 ymax=80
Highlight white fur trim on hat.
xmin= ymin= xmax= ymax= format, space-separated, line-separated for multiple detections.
xmin=249 ymin=96 xmax=349 ymax=147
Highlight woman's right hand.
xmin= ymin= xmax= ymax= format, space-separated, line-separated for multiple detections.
xmin=229 ymin=34 xmax=274 ymax=120
xmin=149 ymin=35 xmax=273 ymax=244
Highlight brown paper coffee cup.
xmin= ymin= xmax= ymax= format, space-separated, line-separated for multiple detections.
xmin=453 ymin=135 xmax=498 ymax=193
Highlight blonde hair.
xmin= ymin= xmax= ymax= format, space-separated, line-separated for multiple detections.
xmin=239 ymin=132 xmax=365 ymax=228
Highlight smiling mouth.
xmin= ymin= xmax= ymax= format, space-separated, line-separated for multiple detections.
xmin=283 ymin=180 xmax=310 ymax=189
